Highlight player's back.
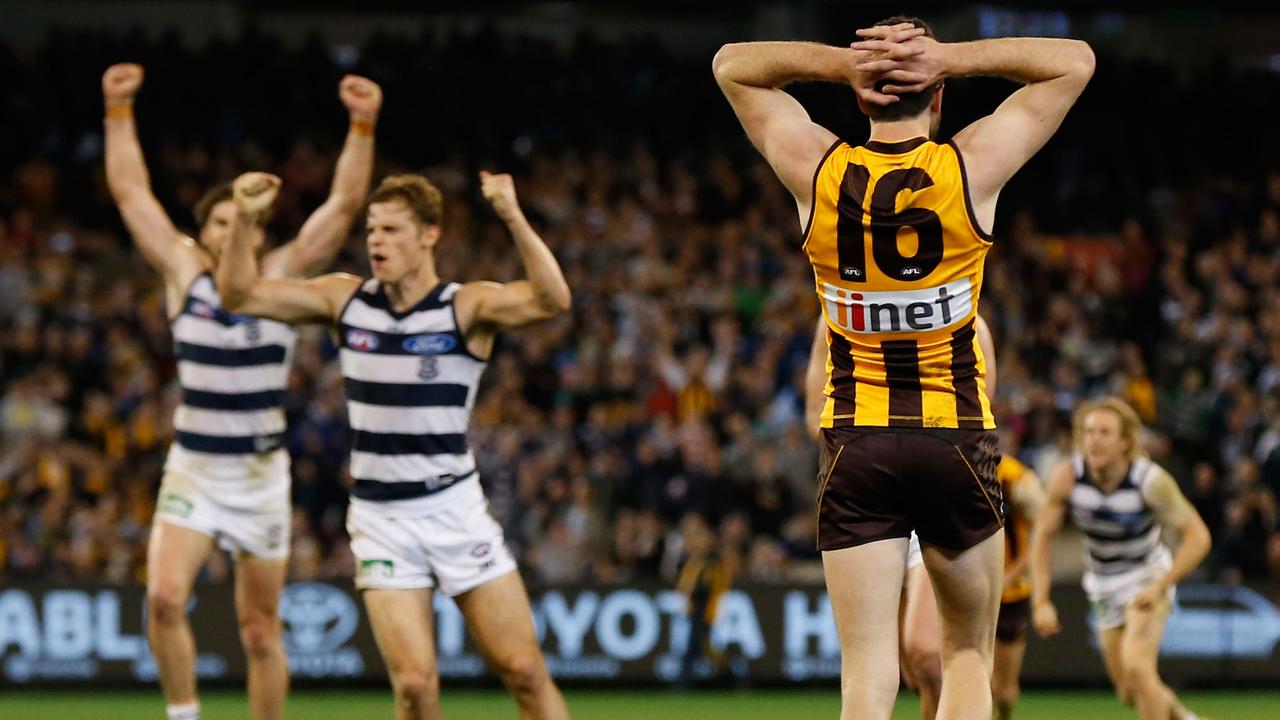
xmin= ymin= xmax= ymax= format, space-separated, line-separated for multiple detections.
xmin=805 ymin=137 xmax=994 ymax=430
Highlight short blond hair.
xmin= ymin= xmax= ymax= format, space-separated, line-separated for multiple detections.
xmin=368 ymin=174 xmax=443 ymax=227
xmin=1073 ymin=396 xmax=1145 ymax=462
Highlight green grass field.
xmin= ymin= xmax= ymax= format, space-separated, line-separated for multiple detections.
xmin=0 ymin=689 xmax=1275 ymax=719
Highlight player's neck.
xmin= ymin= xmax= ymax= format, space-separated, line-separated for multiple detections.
xmin=383 ymin=260 xmax=440 ymax=313
xmin=868 ymin=117 xmax=932 ymax=144
xmin=1091 ymin=460 xmax=1129 ymax=489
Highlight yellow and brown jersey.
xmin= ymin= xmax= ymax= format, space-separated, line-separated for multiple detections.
xmin=999 ymin=455 xmax=1032 ymax=604
xmin=805 ymin=137 xmax=995 ymax=430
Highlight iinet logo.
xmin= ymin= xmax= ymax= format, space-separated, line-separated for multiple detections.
xmin=822 ymin=277 xmax=973 ymax=334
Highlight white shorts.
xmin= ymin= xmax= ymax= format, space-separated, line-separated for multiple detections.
xmin=347 ymin=477 xmax=516 ymax=596
xmin=154 ymin=451 xmax=291 ymax=561
xmin=1084 ymin=554 xmax=1175 ymax=630
xmin=906 ymin=531 xmax=924 ymax=571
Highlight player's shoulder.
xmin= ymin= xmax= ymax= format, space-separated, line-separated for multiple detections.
xmin=998 ymin=454 xmax=1027 ymax=484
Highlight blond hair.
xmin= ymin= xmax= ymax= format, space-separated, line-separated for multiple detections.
xmin=1073 ymin=396 xmax=1145 ymax=462
xmin=368 ymin=174 xmax=444 ymax=227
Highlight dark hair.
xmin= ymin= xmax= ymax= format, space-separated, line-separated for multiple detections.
xmin=193 ymin=183 xmax=233 ymax=228
xmin=864 ymin=16 xmax=940 ymax=121
xmin=368 ymin=174 xmax=444 ymax=227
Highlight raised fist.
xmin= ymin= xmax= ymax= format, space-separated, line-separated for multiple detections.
xmin=103 ymin=63 xmax=144 ymax=104
xmin=339 ymin=75 xmax=383 ymax=123
xmin=232 ymin=172 xmax=282 ymax=217
xmin=479 ymin=171 xmax=520 ymax=222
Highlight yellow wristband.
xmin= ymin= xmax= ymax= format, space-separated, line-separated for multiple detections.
xmin=350 ymin=120 xmax=374 ymax=138
xmin=105 ymin=102 xmax=134 ymax=120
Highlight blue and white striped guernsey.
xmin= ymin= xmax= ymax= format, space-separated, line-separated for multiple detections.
xmin=169 ymin=273 xmax=296 ymax=459
xmin=1069 ymin=454 xmax=1170 ymax=579
xmin=338 ymin=279 xmax=487 ymax=502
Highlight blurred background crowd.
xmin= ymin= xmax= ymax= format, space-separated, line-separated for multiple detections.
xmin=2 ymin=16 xmax=1279 ymax=590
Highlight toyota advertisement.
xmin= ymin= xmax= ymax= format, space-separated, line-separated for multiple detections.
xmin=2 ymin=582 xmax=1278 ymax=687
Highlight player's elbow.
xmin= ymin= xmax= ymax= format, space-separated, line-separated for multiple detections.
xmin=1066 ymin=40 xmax=1096 ymax=82
xmin=711 ymin=44 xmax=745 ymax=85
xmin=543 ymin=286 xmax=572 ymax=316
xmin=218 ymin=281 xmax=251 ymax=314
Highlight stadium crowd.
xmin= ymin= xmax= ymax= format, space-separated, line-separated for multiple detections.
xmin=1 ymin=25 xmax=1279 ymax=589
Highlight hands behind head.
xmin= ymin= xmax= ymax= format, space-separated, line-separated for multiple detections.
xmin=102 ymin=63 xmax=143 ymax=104
xmin=233 ymin=172 xmax=282 ymax=217
xmin=847 ymin=22 xmax=943 ymax=109
xmin=479 ymin=171 xmax=521 ymax=222
xmin=340 ymin=75 xmax=383 ymax=123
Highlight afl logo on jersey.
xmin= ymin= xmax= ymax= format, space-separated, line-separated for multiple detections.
xmin=346 ymin=329 xmax=380 ymax=351
xmin=190 ymin=300 xmax=217 ymax=319
xmin=403 ymin=334 xmax=456 ymax=355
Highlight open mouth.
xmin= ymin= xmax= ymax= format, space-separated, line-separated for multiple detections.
xmin=370 ymin=253 xmax=387 ymax=266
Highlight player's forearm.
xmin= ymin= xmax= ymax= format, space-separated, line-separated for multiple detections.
xmin=941 ymin=37 xmax=1094 ymax=86
xmin=329 ymin=122 xmax=376 ymax=212
xmin=505 ymin=209 xmax=572 ymax=315
xmin=103 ymin=107 xmax=155 ymax=203
xmin=217 ymin=215 xmax=263 ymax=313
xmin=713 ymin=42 xmax=850 ymax=90
xmin=1029 ymin=526 xmax=1057 ymax=605
xmin=1159 ymin=519 xmax=1211 ymax=590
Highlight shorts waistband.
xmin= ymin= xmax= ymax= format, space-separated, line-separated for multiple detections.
xmin=352 ymin=469 xmax=478 ymax=502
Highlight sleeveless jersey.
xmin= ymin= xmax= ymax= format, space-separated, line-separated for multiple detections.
xmin=805 ymin=137 xmax=995 ymax=429
xmin=999 ymin=455 xmax=1032 ymax=604
xmin=166 ymin=273 xmax=296 ymax=478
xmin=338 ymin=280 xmax=487 ymax=503
xmin=1069 ymin=454 xmax=1170 ymax=580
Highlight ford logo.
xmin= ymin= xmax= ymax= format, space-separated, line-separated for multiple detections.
xmin=403 ymin=333 xmax=456 ymax=355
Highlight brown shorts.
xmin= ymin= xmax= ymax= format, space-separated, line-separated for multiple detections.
xmin=816 ymin=426 xmax=1003 ymax=552
xmin=997 ymin=597 xmax=1031 ymax=643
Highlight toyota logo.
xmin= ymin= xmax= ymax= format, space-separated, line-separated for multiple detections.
xmin=279 ymin=583 xmax=359 ymax=654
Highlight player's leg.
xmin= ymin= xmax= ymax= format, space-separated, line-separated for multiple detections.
xmin=455 ymin=571 xmax=570 ymax=720
xmin=365 ymin=588 xmax=443 ymax=720
xmin=234 ymin=554 xmax=288 ymax=720
xmin=921 ymin=530 xmax=1003 ymax=720
xmin=1097 ymin=624 xmax=1134 ymax=706
xmin=1120 ymin=598 xmax=1176 ymax=720
xmin=145 ymin=519 xmax=214 ymax=717
xmin=900 ymin=551 xmax=942 ymax=720
xmin=991 ymin=603 xmax=1029 ymax=720
xmin=823 ymin=538 xmax=909 ymax=720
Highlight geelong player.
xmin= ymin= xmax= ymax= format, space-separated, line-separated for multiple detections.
xmin=718 ymin=17 xmax=1093 ymax=719
xmin=103 ymin=64 xmax=379 ymax=720
xmin=1031 ymin=398 xmax=1210 ymax=720
xmin=216 ymin=171 xmax=571 ymax=720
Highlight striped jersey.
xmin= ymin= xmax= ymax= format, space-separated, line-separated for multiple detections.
xmin=338 ymin=280 xmax=486 ymax=504
xmin=165 ymin=273 xmax=295 ymax=480
xmin=805 ymin=137 xmax=995 ymax=429
xmin=1069 ymin=454 xmax=1170 ymax=578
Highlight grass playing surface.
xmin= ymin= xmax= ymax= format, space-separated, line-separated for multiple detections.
xmin=0 ymin=689 xmax=1275 ymax=719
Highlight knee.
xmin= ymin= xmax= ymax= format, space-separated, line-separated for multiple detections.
xmin=392 ymin=669 xmax=440 ymax=706
xmin=496 ymin=653 xmax=551 ymax=698
xmin=901 ymin=640 xmax=941 ymax=690
xmin=237 ymin=609 xmax=282 ymax=659
xmin=1123 ymin=664 xmax=1161 ymax=698
xmin=146 ymin=584 xmax=188 ymax=627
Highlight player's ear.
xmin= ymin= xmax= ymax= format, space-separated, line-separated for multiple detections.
xmin=421 ymin=224 xmax=442 ymax=248
xmin=931 ymin=83 xmax=944 ymax=112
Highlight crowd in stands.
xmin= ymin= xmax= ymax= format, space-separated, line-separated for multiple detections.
xmin=2 ymin=23 xmax=1278 ymax=588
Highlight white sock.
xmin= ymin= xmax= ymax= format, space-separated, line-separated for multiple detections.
xmin=166 ymin=702 xmax=200 ymax=720
xmin=1181 ymin=712 xmax=1199 ymax=720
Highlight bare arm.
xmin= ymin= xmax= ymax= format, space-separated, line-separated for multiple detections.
xmin=976 ymin=314 xmax=996 ymax=396
xmin=804 ymin=318 xmax=828 ymax=440
xmin=1135 ymin=468 xmax=1212 ymax=608
xmin=1030 ymin=462 xmax=1073 ymax=636
xmin=264 ymin=75 xmax=382 ymax=279
xmin=217 ymin=172 xmax=360 ymax=324
xmin=1004 ymin=467 xmax=1045 ymax=583
xmin=456 ymin=172 xmax=572 ymax=334
xmin=854 ymin=32 xmax=1094 ymax=228
xmin=102 ymin=63 xmax=200 ymax=281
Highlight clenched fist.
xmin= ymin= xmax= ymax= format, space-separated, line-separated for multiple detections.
xmin=339 ymin=75 xmax=382 ymax=123
xmin=233 ymin=172 xmax=282 ymax=217
xmin=103 ymin=63 xmax=143 ymax=104
xmin=480 ymin=171 xmax=522 ymax=223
